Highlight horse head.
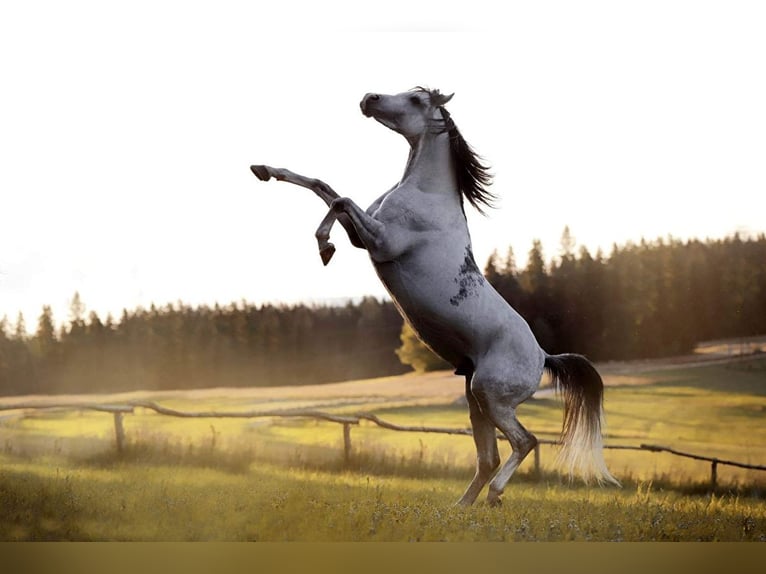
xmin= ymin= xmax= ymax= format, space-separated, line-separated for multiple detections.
xmin=361 ymin=87 xmax=494 ymax=214
xmin=359 ymin=87 xmax=454 ymax=141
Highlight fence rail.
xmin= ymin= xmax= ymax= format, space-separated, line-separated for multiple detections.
xmin=1 ymin=400 xmax=765 ymax=489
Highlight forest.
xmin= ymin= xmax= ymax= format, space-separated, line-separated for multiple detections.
xmin=1 ymin=231 xmax=764 ymax=396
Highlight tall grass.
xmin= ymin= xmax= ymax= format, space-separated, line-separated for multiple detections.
xmin=1 ymin=358 xmax=765 ymax=540
xmin=1 ymin=450 xmax=764 ymax=541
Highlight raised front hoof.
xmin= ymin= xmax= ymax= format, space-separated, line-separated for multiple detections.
xmin=250 ymin=165 xmax=271 ymax=181
xmin=319 ymin=244 xmax=336 ymax=266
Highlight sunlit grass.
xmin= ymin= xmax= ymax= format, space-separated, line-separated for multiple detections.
xmin=1 ymin=358 xmax=765 ymax=540
xmin=1 ymin=453 xmax=764 ymax=541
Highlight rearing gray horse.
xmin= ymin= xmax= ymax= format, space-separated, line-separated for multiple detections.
xmin=251 ymin=87 xmax=619 ymax=506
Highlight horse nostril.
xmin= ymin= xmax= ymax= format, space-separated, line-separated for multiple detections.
xmin=360 ymin=93 xmax=380 ymax=116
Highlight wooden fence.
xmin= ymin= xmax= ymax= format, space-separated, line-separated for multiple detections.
xmin=1 ymin=400 xmax=765 ymax=489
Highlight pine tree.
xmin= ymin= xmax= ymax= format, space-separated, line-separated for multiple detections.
xmin=68 ymin=292 xmax=86 ymax=337
xmin=35 ymin=306 xmax=57 ymax=357
xmin=559 ymin=226 xmax=576 ymax=264
xmin=484 ymin=249 xmax=502 ymax=283
xmin=520 ymin=240 xmax=555 ymax=350
xmin=0 ymin=316 xmax=10 ymax=392
xmin=14 ymin=312 xmax=27 ymax=341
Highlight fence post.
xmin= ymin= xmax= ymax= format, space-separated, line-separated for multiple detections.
xmin=711 ymin=460 xmax=718 ymax=490
xmin=113 ymin=412 xmax=125 ymax=454
xmin=534 ymin=443 xmax=541 ymax=479
xmin=343 ymin=423 xmax=352 ymax=464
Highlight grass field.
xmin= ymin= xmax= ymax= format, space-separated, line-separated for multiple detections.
xmin=1 ymin=355 xmax=765 ymax=541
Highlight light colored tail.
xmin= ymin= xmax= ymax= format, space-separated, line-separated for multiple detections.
xmin=544 ymin=353 xmax=620 ymax=486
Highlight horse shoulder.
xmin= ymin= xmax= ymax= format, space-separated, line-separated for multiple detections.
xmin=374 ymin=186 xmax=458 ymax=233
xmin=365 ymin=185 xmax=398 ymax=216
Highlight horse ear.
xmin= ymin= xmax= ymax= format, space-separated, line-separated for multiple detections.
xmin=433 ymin=92 xmax=454 ymax=106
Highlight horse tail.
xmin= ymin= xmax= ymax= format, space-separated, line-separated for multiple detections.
xmin=544 ymin=353 xmax=620 ymax=486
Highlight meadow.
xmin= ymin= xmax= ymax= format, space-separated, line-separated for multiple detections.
xmin=0 ymin=355 xmax=765 ymax=541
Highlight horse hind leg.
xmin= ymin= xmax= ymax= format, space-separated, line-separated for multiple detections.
xmin=471 ymin=377 xmax=538 ymax=507
xmin=457 ymin=375 xmax=500 ymax=506
xmin=486 ymin=410 xmax=537 ymax=506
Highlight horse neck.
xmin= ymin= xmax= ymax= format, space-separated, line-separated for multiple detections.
xmin=401 ymin=130 xmax=459 ymax=202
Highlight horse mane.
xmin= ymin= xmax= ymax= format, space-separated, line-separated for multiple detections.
xmin=413 ymin=87 xmax=496 ymax=215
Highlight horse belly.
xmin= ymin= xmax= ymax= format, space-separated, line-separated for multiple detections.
xmin=373 ymin=258 xmax=492 ymax=367
xmin=374 ymin=252 xmax=543 ymax=376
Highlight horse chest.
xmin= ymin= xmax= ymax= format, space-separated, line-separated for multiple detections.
xmin=370 ymin=188 xmax=455 ymax=234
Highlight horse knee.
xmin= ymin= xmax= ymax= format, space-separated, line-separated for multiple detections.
xmin=517 ymin=433 xmax=537 ymax=458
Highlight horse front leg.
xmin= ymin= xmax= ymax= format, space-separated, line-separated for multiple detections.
xmin=250 ymin=165 xmax=338 ymax=205
xmin=315 ymin=209 xmax=340 ymax=266
xmin=315 ymin=197 xmax=388 ymax=266
xmin=250 ymin=165 xmax=364 ymax=249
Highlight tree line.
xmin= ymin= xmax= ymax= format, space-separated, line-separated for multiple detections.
xmin=1 ymin=231 xmax=764 ymax=395
xmin=0 ymin=296 xmax=407 ymax=395
xmin=482 ymin=230 xmax=766 ymax=361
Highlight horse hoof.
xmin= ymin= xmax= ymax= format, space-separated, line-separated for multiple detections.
xmin=487 ymin=496 xmax=503 ymax=508
xmin=250 ymin=165 xmax=271 ymax=181
xmin=320 ymin=244 xmax=336 ymax=266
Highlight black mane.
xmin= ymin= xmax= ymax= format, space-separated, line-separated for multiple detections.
xmin=414 ymin=87 xmax=496 ymax=215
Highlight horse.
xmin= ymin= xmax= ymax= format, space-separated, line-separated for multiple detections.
xmin=250 ymin=87 xmax=619 ymax=505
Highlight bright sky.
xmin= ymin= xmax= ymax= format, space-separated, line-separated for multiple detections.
xmin=2 ymin=1 xmax=765 ymax=331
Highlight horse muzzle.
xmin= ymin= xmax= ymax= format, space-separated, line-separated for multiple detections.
xmin=360 ymin=93 xmax=381 ymax=117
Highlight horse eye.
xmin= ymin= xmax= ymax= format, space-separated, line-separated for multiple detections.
xmin=409 ymin=95 xmax=422 ymax=106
